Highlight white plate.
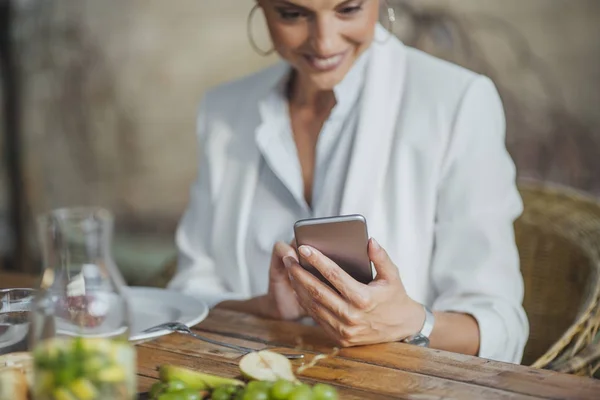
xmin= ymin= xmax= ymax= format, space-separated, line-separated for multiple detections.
xmin=124 ymin=287 xmax=209 ymax=341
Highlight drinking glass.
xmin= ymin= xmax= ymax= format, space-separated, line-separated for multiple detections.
xmin=0 ymin=288 xmax=35 ymax=355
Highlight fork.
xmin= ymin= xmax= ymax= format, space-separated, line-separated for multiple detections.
xmin=141 ymin=322 xmax=304 ymax=360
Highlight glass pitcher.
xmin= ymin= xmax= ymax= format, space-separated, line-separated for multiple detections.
xmin=30 ymin=207 xmax=136 ymax=400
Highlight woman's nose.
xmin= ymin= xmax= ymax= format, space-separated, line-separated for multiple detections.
xmin=309 ymin=15 xmax=338 ymax=56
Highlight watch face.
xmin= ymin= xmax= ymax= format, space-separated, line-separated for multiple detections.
xmin=410 ymin=334 xmax=430 ymax=347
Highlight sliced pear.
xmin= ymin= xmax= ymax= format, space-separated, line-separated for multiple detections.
xmin=68 ymin=378 xmax=98 ymax=400
xmin=52 ymin=388 xmax=77 ymax=400
xmin=96 ymin=365 xmax=126 ymax=382
xmin=0 ymin=368 xmax=28 ymax=400
xmin=158 ymin=365 xmax=244 ymax=389
xmin=239 ymin=350 xmax=298 ymax=383
xmin=0 ymin=352 xmax=33 ymax=388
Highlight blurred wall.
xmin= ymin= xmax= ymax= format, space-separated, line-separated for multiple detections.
xmin=423 ymin=0 xmax=600 ymax=127
xmin=17 ymin=0 xmax=278 ymax=229
xmin=11 ymin=0 xmax=600 ymax=245
xmin=413 ymin=0 xmax=600 ymax=196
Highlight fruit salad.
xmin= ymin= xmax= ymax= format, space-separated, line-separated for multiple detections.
xmin=150 ymin=351 xmax=339 ymax=400
xmin=33 ymin=337 xmax=136 ymax=400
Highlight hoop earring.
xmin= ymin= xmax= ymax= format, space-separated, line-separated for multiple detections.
xmin=376 ymin=0 xmax=396 ymax=44
xmin=247 ymin=4 xmax=275 ymax=56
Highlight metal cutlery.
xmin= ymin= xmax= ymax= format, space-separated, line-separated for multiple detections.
xmin=142 ymin=322 xmax=304 ymax=360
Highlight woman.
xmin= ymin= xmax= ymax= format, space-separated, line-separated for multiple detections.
xmin=168 ymin=0 xmax=529 ymax=364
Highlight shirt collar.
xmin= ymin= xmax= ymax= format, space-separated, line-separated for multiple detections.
xmin=256 ymin=46 xmax=372 ymax=146
xmin=330 ymin=46 xmax=371 ymax=120
xmin=269 ymin=46 xmax=371 ymax=121
xmin=254 ymin=47 xmax=372 ymax=211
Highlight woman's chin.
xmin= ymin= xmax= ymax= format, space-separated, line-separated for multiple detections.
xmin=302 ymin=70 xmax=349 ymax=92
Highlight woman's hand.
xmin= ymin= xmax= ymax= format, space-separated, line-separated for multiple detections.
xmin=215 ymin=240 xmax=306 ymax=320
xmin=283 ymin=238 xmax=425 ymax=347
xmin=259 ymin=241 xmax=307 ymax=320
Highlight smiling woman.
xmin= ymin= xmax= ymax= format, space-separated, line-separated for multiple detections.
xmin=259 ymin=0 xmax=379 ymax=92
xmin=167 ymin=0 xmax=529 ymax=365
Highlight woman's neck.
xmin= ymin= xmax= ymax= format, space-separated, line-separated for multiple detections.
xmin=287 ymin=70 xmax=336 ymax=118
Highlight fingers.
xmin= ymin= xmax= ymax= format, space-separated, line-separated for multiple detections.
xmin=271 ymin=241 xmax=297 ymax=270
xmin=296 ymin=245 xmax=372 ymax=309
xmin=288 ymin=263 xmax=364 ymax=347
xmin=284 ymin=256 xmax=364 ymax=324
xmin=274 ymin=241 xmax=297 ymax=260
xmin=294 ymin=284 xmax=345 ymax=343
xmin=368 ymin=238 xmax=400 ymax=282
xmin=270 ymin=241 xmax=298 ymax=282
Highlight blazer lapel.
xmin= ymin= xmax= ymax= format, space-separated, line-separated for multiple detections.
xmin=213 ymin=63 xmax=290 ymax=297
xmin=340 ymin=26 xmax=408 ymax=221
xmin=211 ymin=122 xmax=260 ymax=297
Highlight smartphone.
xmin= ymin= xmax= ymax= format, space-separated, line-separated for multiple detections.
xmin=293 ymin=214 xmax=373 ymax=289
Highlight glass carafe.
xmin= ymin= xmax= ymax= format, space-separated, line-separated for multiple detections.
xmin=30 ymin=207 xmax=136 ymax=400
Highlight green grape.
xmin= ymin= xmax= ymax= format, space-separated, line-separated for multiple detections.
xmin=166 ymin=379 xmax=188 ymax=392
xmin=212 ymin=387 xmax=232 ymax=400
xmin=288 ymin=384 xmax=313 ymax=400
xmin=149 ymin=382 xmax=167 ymax=399
xmin=312 ymin=384 xmax=338 ymax=400
xmin=242 ymin=388 xmax=269 ymax=400
xmin=177 ymin=389 xmax=202 ymax=400
xmin=234 ymin=389 xmax=245 ymax=400
xmin=224 ymin=385 xmax=238 ymax=395
xmin=270 ymin=379 xmax=295 ymax=400
xmin=157 ymin=392 xmax=186 ymax=400
xmin=247 ymin=381 xmax=272 ymax=392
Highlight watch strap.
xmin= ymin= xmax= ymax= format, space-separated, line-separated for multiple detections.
xmin=420 ymin=304 xmax=435 ymax=338
xmin=402 ymin=304 xmax=434 ymax=346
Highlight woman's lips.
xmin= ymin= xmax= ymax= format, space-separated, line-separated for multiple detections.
xmin=304 ymin=51 xmax=348 ymax=72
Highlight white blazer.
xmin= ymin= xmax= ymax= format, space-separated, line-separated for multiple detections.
xmin=168 ymin=25 xmax=529 ymax=364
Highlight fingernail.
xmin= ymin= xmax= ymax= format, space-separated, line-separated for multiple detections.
xmin=299 ymin=246 xmax=312 ymax=257
xmin=283 ymin=256 xmax=293 ymax=269
xmin=371 ymin=238 xmax=381 ymax=250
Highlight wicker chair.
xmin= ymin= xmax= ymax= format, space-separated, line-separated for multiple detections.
xmin=515 ymin=180 xmax=600 ymax=377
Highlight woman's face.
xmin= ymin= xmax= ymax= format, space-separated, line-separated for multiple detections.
xmin=258 ymin=0 xmax=380 ymax=91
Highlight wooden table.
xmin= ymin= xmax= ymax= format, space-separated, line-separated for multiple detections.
xmin=3 ymin=272 xmax=600 ymax=399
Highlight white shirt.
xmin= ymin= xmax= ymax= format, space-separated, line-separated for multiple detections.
xmin=168 ymin=25 xmax=528 ymax=364
xmin=245 ymin=49 xmax=370 ymax=295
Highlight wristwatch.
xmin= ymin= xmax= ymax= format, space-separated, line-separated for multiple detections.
xmin=402 ymin=304 xmax=435 ymax=347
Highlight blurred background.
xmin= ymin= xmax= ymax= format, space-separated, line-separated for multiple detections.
xmin=1 ymin=0 xmax=599 ymax=285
